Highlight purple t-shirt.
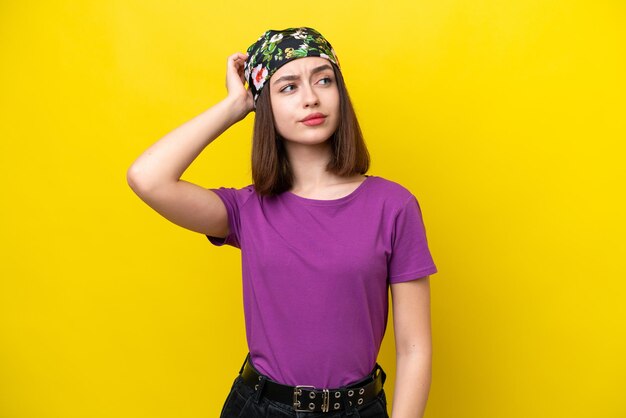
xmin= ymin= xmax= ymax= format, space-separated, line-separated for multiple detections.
xmin=206 ymin=175 xmax=437 ymax=388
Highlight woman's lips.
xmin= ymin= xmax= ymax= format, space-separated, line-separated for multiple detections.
xmin=301 ymin=116 xmax=326 ymax=126
xmin=300 ymin=112 xmax=326 ymax=126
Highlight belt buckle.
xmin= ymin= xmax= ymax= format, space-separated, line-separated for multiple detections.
xmin=293 ymin=385 xmax=316 ymax=412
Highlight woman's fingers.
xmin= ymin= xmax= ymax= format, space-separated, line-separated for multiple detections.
xmin=225 ymin=52 xmax=254 ymax=115
xmin=226 ymin=52 xmax=248 ymax=86
xmin=228 ymin=53 xmax=247 ymax=70
xmin=230 ymin=52 xmax=247 ymax=60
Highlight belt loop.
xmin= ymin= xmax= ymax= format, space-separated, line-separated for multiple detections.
xmin=253 ymin=375 xmax=267 ymax=404
xmin=341 ymin=386 xmax=359 ymax=416
xmin=238 ymin=352 xmax=249 ymax=375
xmin=376 ymin=363 xmax=387 ymax=386
xmin=343 ymin=392 xmax=355 ymax=416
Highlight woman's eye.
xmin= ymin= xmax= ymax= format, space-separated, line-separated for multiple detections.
xmin=280 ymin=84 xmax=295 ymax=92
xmin=319 ymin=77 xmax=332 ymax=85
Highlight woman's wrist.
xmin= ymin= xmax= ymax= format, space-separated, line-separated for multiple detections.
xmin=221 ymin=94 xmax=251 ymax=125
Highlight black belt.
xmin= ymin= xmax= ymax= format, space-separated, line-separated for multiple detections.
xmin=238 ymin=353 xmax=386 ymax=413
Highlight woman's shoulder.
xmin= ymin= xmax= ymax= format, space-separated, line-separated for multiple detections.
xmin=366 ymin=175 xmax=416 ymax=201
xmin=210 ymin=183 xmax=257 ymax=207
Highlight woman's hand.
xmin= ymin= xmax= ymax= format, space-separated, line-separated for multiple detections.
xmin=225 ymin=52 xmax=254 ymax=122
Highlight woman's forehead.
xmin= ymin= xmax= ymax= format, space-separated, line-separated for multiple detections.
xmin=271 ymin=57 xmax=332 ymax=78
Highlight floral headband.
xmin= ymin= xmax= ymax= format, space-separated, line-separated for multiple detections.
xmin=243 ymin=27 xmax=341 ymax=107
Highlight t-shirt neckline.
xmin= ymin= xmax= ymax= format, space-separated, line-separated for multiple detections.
xmin=282 ymin=175 xmax=373 ymax=206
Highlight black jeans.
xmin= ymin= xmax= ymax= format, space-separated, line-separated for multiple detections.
xmin=219 ymin=364 xmax=389 ymax=418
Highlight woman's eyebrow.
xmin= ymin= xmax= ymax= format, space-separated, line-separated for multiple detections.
xmin=272 ymin=64 xmax=333 ymax=86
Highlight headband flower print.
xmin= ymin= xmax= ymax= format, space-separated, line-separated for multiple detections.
xmin=243 ymin=27 xmax=341 ymax=107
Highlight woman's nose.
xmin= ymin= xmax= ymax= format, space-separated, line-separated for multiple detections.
xmin=302 ymin=83 xmax=319 ymax=107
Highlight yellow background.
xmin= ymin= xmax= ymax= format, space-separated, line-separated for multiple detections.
xmin=1 ymin=1 xmax=624 ymax=417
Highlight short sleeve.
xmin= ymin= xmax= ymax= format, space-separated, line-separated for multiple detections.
xmin=205 ymin=185 xmax=253 ymax=249
xmin=388 ymin=195 xmax=438 ymax=283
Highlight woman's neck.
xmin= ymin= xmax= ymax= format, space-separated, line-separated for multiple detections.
xmin=284 ymin=140 xmax=333 ymax=188
xmin=283 ymin=137 xmax=366 ymax=198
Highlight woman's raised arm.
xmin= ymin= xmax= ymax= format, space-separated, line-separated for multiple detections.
xmin=126 ymin=52 xmax=253 ymax=237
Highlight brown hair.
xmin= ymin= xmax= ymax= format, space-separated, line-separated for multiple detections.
xmin=250 ymin=63 xmax=370 ymax=197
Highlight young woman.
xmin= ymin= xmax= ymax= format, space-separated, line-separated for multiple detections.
xmin=127 ymin=27 xmax=437 ymax=418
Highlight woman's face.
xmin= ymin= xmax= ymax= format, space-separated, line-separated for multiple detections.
xmin=269 ymin=57 xmax=340 ymax=145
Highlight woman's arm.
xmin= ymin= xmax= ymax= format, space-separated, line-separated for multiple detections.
xmin=126 ymin=52 xmax=253 ymax=235
xmin=389 ymin=276 xmax=432 ymax=418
